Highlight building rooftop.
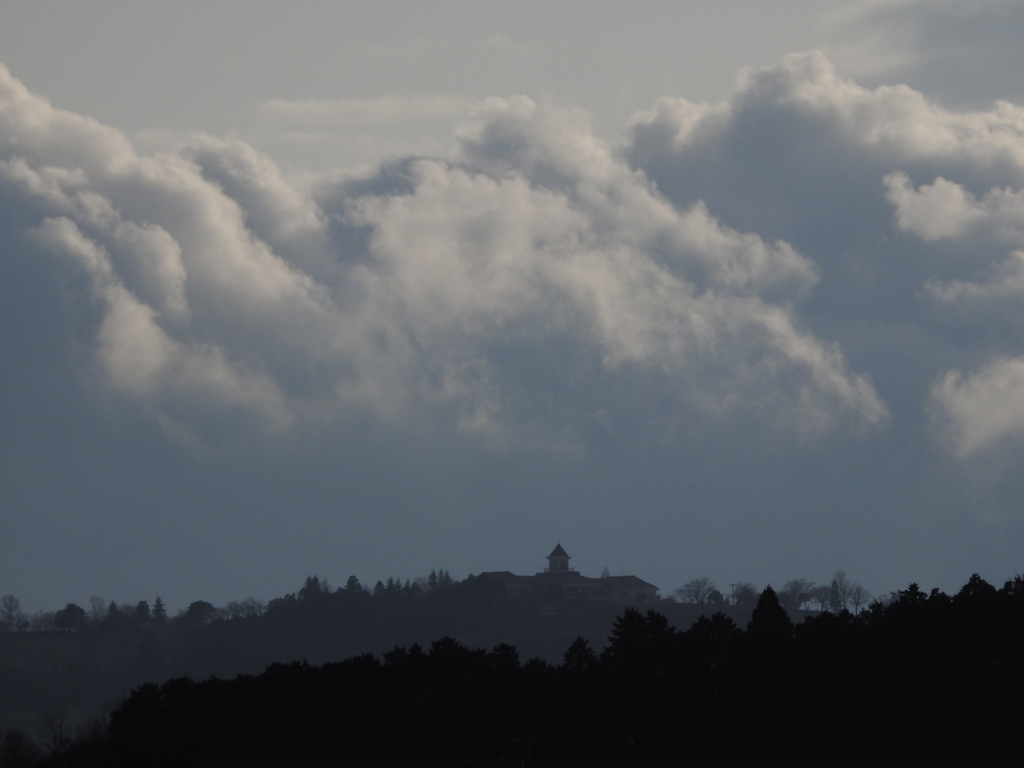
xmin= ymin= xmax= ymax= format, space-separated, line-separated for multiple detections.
xmin=476 ymin=544 xmax=658 ymax=606
xmin=547 ymin=543 xmax=570 ymax=559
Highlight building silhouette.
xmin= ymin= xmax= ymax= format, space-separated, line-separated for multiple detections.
xmin=479 ymin=544 xmax=658 ymax=609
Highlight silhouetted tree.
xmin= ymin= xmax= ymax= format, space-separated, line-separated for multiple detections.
xmin=809 ymin=584 xmax=832 ymax=611
xmin=732 ymin=582 xmax=759 ymax=607
xmin=183 ymin=600 xmax=218 ymax=627
xmin=602 ymin=608 xmax=675 ymax=670
xmin=299 ymin=575 xmax=327 ymax=600
xmin=223 ymin=597 xmax=265 ymax=619
xmin=489 ymin=642 xmax=520 ymax=673
xmin=676 ymin=577 xmax=716 ymax=605
xmin=152 ymin=596 xmax=167 ymax=625
xmin=89 ymin=596 xmax=107 ymax=625
xmin=687 ymin=612 xmax=741 ymax=648
xmin=53 ymin=603 xmax=86 ymax=631
xmin=955 ymin=573 xmax=998 ymax=605
xmin=747 ymin=586 xmax=792 ymax=644
xmin=103 ymin=600 xmax=133 ymax=630
xmin=781 ymin=578 xmax=814 ymax=610
xmin=134 ymin=600 xmax=151 ymax=625
xmin=830 ymin=570 xmax=851 ymax=612
xmin=848 ymin=584 xmax=871 ymax=613
xmin=563 ymin=636 xmax=597 ymax=673
xmin=0 ymin=594 xmax=25 ymax=631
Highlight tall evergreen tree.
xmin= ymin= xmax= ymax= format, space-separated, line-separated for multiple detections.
xmin=152 ymin=596 xmax=167 ymax=624
xmin=748 ymin=586 xmax=792 ymax=644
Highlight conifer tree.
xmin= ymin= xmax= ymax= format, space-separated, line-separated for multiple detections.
xmin=152 ymin=596 xmax=167 ymax=624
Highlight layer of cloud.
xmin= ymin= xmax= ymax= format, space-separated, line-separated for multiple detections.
xmin=884 ymin=171 xmax=1024 ymax=456
xmin=930 ymin=357 xmax=1024 ymax=457
xmin=624 ymin=51 xmax=1024 ymax=459
xmin=10 ymin=48 xmax=1024 ymax=462
xmin=0 ymin=63 xmax=890 ymax=455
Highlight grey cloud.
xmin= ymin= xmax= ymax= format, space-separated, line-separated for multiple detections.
xmin=0 ymin=64 xmax=886 ymax=455
xmin=0 ymin=66 xmax=347 ymax=439
xmin=930 ymin=358 xmax=1024 ymax=457
xmin=883 ymin=172 xmax=1024 ymax=455
xmin=624 ymin=50 xmax=1024 ymax=461
xmin=344 ymin=157 xmax=883 ymax=442
xmin=28 ymin=216 xmax=293 ymax=434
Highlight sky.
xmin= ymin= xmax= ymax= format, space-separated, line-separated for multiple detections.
xmin=3 ymin=0 xmax=1024 ymax=612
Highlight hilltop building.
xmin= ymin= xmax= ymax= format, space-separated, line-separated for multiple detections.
xmin=479 ymin=544 xmax=658 ymax=607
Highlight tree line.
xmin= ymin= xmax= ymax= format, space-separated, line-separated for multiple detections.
xmin=0 ymin=566 xmax=870 ymax=724
xmin=1 ymin=566 xmax=860 ymax=638
xmin=2 ymin=572 xmax=1022 ymax=766
xmin=0 ymin=572 xmax=461 ymax=635
xmin=673 ymin=570 xmax=871 ymax=613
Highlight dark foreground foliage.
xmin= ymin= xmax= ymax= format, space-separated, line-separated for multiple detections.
xmin=15 ymin=574 xmax=1024 ymax=767
xmin=1 ymin=572 xmax=729 ymax=717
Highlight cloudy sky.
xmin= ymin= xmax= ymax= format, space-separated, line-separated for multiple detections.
xmin=3 ymin=0 xmax=1024 ymax=611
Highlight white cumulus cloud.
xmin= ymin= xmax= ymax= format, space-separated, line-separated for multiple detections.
xmin=930 ymin=357 xmax=1024 ymax=457
xmin=0 ymin=63 xmax=889 ymax=451
xmin=622 ymin=50 xmax=1024 ymax=462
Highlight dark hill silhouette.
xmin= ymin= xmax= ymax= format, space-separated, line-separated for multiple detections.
xmin=6 ymin=573 xmax=1023 ymax=766
xmin=0 ymin=571 xmax=770 ymax=729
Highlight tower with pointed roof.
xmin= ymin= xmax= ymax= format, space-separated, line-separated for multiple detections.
xmin=546 ymin=543 xmax=571 ymax=573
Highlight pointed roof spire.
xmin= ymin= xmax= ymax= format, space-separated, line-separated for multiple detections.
xmin=548 ymin=543 xmax=570 ymax=559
